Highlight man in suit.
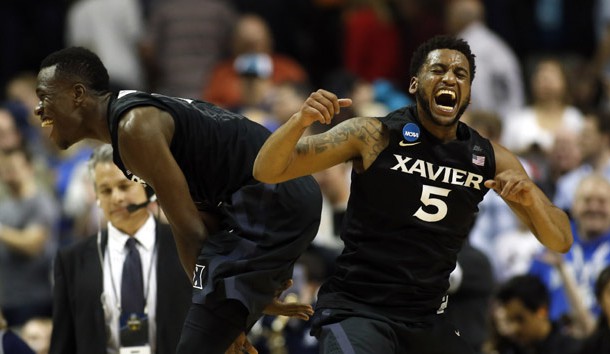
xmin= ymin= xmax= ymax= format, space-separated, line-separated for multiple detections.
xmin=50 ymin=144 xmax=191 ymax=354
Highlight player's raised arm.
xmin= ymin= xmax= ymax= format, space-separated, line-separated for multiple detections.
xmin=486 ymin=142 xmax=573 ymax=253
xmin=254 ymin=89 xmax=382 ymax=183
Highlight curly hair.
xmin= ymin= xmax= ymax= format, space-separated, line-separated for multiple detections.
xmin=40 ymin=46 xmax=110 ymax=94
xmin=409 ymin=35 xmax=476 ymax=83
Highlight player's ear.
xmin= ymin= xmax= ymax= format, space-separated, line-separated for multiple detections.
xmin=408 ymin=77 xmax=418 ymax=95
xmin=73 ymin=83 xmax=88 ymax=107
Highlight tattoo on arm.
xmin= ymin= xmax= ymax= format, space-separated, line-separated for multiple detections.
xmin=295 ymin=118 xmax=387 ymax=160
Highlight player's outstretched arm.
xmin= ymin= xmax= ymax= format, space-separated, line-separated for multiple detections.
xmin=117 ymin=106 xmax=208 ymax=279
xmin=486 ymin=142 xmax=573 ymax=253
xmin=253 ymin=89 xmax=355 ymax=183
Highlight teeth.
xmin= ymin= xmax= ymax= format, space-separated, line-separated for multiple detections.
xmin=435 ymin=89 xmax=456 ymax=99
xmin=437 ymin=105 xmax=453 ymax=112
xmin=41 ymin=119 xmax=53 ymax=127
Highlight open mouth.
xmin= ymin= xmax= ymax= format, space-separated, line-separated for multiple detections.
xmin=434 ymin=89 xmax=457 ymax=113
xmin=41 ymin=117 xmax=54 ymax=127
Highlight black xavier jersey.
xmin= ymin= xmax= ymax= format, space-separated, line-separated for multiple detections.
xmin=316 ymin=105 xmax=496 ymax=320
xmin=107 ymin=91 xmax=271 ymax=209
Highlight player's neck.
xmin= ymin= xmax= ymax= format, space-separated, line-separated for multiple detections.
xmin=86 ymin=94 xmax=113 ymax=144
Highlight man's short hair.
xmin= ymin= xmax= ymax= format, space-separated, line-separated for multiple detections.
xmin=40 ymin=46 xmax=110 ymax=94
xmin=87 ymin=144 xmax=114 ymax=182
xmin=409 ymin=35 xmax=476 ymax=83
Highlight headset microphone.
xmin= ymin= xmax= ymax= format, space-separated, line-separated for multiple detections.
xmin=126 ymin=201 xmax=149 ymax=213
xmin=126 ymin=194 xmax=157 ymax=213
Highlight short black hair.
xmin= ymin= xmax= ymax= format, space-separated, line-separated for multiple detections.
xmin=409 ymin=35 xmax=476 ymax=83
xmin=496 ymin=275 xmax=549 ymax=312
xmin=40 ymin=47 xmax=110 ymax=94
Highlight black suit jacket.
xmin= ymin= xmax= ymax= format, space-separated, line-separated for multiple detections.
xmin=50 ymin=221 xmax=192 ymax=354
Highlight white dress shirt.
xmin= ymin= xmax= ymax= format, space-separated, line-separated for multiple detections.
xmin=101 ymin=213 xmax=157 ymax=354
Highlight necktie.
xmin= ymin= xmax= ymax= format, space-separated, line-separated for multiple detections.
xmin=121 ymin=238 xmax=145 ymax=314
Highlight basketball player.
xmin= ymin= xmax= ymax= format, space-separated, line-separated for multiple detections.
xmin=35 ymin=47 xmax=321 ymax=354
xmin=253 ymin=35 xmax=573 ymax=353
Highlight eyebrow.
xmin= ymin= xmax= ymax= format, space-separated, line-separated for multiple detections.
xmin=429 ymin=63 xmax=469 ymax=74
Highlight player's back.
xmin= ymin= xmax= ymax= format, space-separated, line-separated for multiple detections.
xmin=107 ymin=90 xmax=271 ymax=207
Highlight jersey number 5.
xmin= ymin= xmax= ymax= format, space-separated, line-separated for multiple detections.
xmin=413 ymin=185 xmax=451 ymax=222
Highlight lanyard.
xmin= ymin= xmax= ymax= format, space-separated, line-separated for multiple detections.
xmin=97 ymin=229 xmax=158 ymax=315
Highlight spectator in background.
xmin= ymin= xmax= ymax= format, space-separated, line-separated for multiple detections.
xmin=0 ymin=108 xmax=22 ymax=152
xmin=140 ymin=0 xmax=237 ymax=99
xmin=270 ymin=81 xmax=313 ymax=126
xmin=0 ymin=307 xmax=35 ymax=354
xmin=65 ymin=0 xmax=146 ymax=91
xmin=488 ymin=275 xmax=583 ymax=354
xmin=445 ymin=0 xmax=525 ymax=121
xmin=391 ymin=0 xmax=446 ymax=93
xmin=5 ymin=72 xmax=59 ymax=166
xmin=553 ymin=116 xmax=610 ymax=210
xmin=579 ymin=110 xmax=610 ymax=178
xmin=501 ymin=58 xmax=584 ymax=155
xmin=493 ymin=221 xmax=544 ymax=284
xmin=342 ymin=0 xmax=404 ymax=84
xmin=540 ymin=131 xmax=589 ymax=211
xmin=578 ymin=264 xmax=610 ymax=353
xmin=51 ymin=141 xmax=98 ymax=246
xmin=231 ymin=52 xmax=281 ymax=131
xmin=50 ymin=144 xmax=191 ymax=354
xmin=0 ymin=144 xmax=59 ymax=327
xmin=21 ymin=317 xmax=52 ymax=354
xmin=0 ymin=106 xmax=55 ymax=201
xmin=203 ymin=14 xmax=308 ymax=110
xmin=324 ymin=69 xmax=390 ymax=119
xmin=530 ymin=174 xmax=610 ymax=328
xmin=552 ymin=110 xmax=610 ymax=212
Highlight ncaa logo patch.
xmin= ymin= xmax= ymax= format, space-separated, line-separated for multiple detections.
xmin=402 ymin=123 xmax=420 ymax=142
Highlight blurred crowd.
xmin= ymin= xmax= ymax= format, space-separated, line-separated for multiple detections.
xmin=4 ymin=0 xmax=610 ymax=353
